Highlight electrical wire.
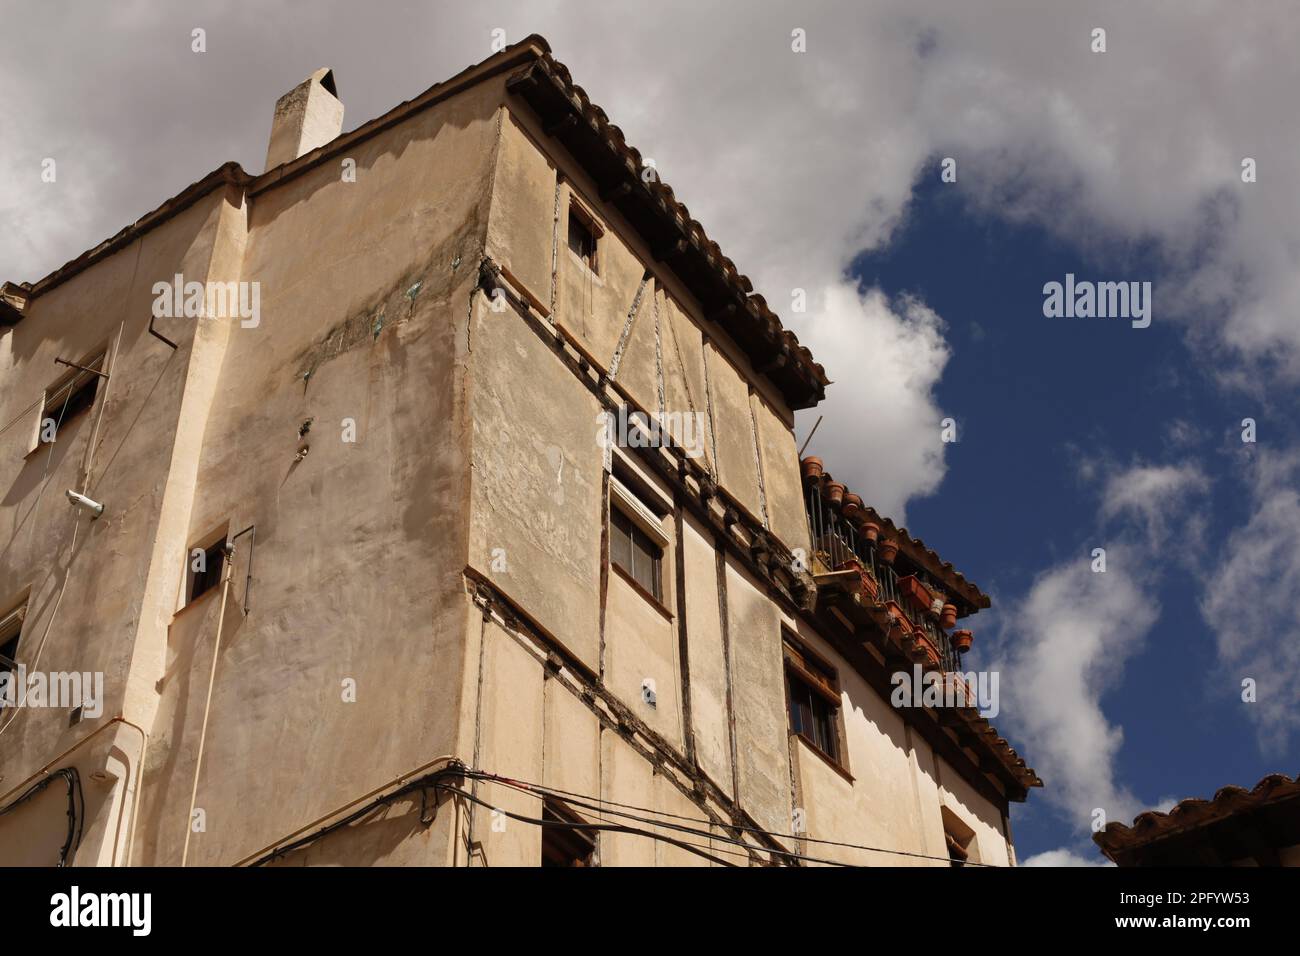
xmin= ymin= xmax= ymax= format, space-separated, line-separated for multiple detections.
xmin=468 ymin=769 xmax=998 ymax=868
xmin=249 ymin=762 xmax=989 ymax=868
xmin=0 ymin=381 xmax=79 ymax=738
xmin=250 ymin=765 xmax=469 ymax=866
xmin=249 ymin=764 xmax=735 ymax=868
xmin=471 ymin=770 xmax=855 ymax=867
xmin=0 ymin=766 xmax=84 ymax=866
xmin=437 ymin=781 xmax=738 ymax=867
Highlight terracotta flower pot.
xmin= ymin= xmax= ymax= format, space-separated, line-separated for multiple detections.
xmin=801 ymin=456 xmax=824 ymax=481
xmin=859 ymin=520 xmax=880 ymax=543
xmin=834 ymin=558 xmax=863 ymax=575
xmin=842 ymin=492 xmax=864 ymax=521
xmin=877 ymin=539 xmax=899 ymax=564
xmin=825 ymin=481 xmax=846 ymax=507
xmin=940 ymin=603 xmax=959 ymax=630
xmin=913 ymin=633 xmax=941 ymax=667
xmin=897 ymin=574 xmax=932 ymax=610
xmin=952 ymin=629 xmax=973 ymax=654
xmin=885 ymin=601 xmax=913 ymax=635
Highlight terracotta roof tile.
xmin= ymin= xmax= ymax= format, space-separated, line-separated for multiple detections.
xmin=507 ymin=49 xmax=829 ymax=410
xmin=1094 ymin=771 xmax=1300 ymax=862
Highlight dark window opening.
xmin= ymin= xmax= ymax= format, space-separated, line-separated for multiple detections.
xmin=611 ymin=459 xmax=670 ymax=519
xmin=610 ymin=507 xmax=663 ymax=602
xmin=542 ymin=801 xmax=596 ymax=867
xmin=568 ymin=207 xmax=599 ymax=274
xmin=0 ymin=607 xmax=23 ymax=709
xmin=42 ymin=354 xmax=104 ymax=433
xmin=188 ymin=538 xmax=227 ymax=604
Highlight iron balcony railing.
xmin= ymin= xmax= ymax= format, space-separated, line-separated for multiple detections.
xmin=805 ymin=482 xmax=963 ymax=673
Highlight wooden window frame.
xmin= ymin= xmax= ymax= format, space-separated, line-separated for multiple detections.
xmin=941 ymin=805 xmax=978 ymax=867
xmin=608 ymin=474 xmax=671 ymax=616
xmin=30 ymin=350 xmax=106 ymax=454
xmin=0 ymin=596 xmax=29 ymax=709
xmin=783 ymin=633 xmax=851 ymax=778
xmin=567 ymin=200 xmax=603 ymax=276
xmin=541 ymin=798 xmax=597 ymax=867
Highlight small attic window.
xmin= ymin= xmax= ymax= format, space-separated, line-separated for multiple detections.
xmin=941 ymin=806 xmax=978 ymax=867
xmin=186 ymin=532 xmax=229 ymax=606
xmin=318 ymin=69 xmax=338 ymax=97
xmin=35 ymin=352 xmax=105 ymax=449
xmin=568 ymin=202 xmax=602 ymax=275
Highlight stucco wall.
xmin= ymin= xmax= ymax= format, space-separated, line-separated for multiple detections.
xmin=788 ymin=624 xmax=1014 ymax=867
xmin=488 ymin=103 xmax=806 ymax=554
xmin=0 ymin=188 xmax=236 ymax=866
xmin=135 ymin=78 xmax=501 ymax=866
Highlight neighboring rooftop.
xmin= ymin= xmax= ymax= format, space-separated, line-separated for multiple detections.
xmin=1094 ymin=772 xmax=1300 ymax=866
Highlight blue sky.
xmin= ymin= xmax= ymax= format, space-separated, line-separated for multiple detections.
xmin=854 ymin=176 xmax=1298 ymax=861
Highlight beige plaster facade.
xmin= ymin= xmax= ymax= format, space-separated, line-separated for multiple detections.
xmin=0 ymin=36 xmax=1035 ymax=867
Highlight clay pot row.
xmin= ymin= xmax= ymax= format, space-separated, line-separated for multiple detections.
xmin=900 ymin=573 xmax=962 ymax=630
xmin=803 ymin=460 xmax=896 ymax=549
xmin=834 ymin=558 xmax=879 ymax=600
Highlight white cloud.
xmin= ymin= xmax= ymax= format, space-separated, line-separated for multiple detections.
xmin=1020 ymin=847 xmax=1111 ymax=867
xmin=1201 ymin=450 xmax=1300 ymax=752
xmin=993 ymin=547 xmax=1154 ymax=829
xmin=796 ymin=287 xmax=950 ymax=523
xmin=991 ymin=459 xmax=1209 ymax=832
xmin=4 ymin=1 xmax=1299 ymax=515
xmin=1099 ymin=463 xmax=1210 ymax=552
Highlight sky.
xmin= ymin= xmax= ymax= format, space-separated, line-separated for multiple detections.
xmin=4 ymin=1 xmax=1299 ymax=865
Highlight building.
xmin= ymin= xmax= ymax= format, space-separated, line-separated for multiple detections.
xmin=1095 ymin=773 xmax=1300 ymax=866
xmin=0 ymin=35 xmax=1038 ymax=867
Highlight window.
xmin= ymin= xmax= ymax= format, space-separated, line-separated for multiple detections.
xmin=567 ymin=204 xmax=600 ymax=274
xmin=541 ymin=800 xmax=596 ymax=867
xmin=610 ymin=507 xmax=663 ymax=602
xmin=784 ymin=637 xmax=846 ymax=769
xmin=788 ymin=673 xmax=839 ymax=761
xmin=0 ymin=601 xmax=25 ymax=709
xmin=186 ymin=536 xmax=227 ymax=604
xmin=941 ymin=807 xmax=977 ymax=868
xmin=608 ymin=465 xmax=671 ymax=611
xmin=36 ymin=353 xmax=104 ymax=448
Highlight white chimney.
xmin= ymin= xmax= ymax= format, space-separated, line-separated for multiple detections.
xmin=265 ymin=68 xmax=343 ymax=171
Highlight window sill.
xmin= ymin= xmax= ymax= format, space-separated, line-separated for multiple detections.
xmin=611 ymin=562 xmax=673 ymax=622
xmin=565 ymin=248 xmax=604 ymax=285
xmin=169 ymin=584 xmax=223 ymax=624
xmin=793 ymin=732 xmax=854 ymax=784
xmin=24 ymin=411 xmax=94 ymax=461
xmin=24 ymin=438 xmax=51 ymax=461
